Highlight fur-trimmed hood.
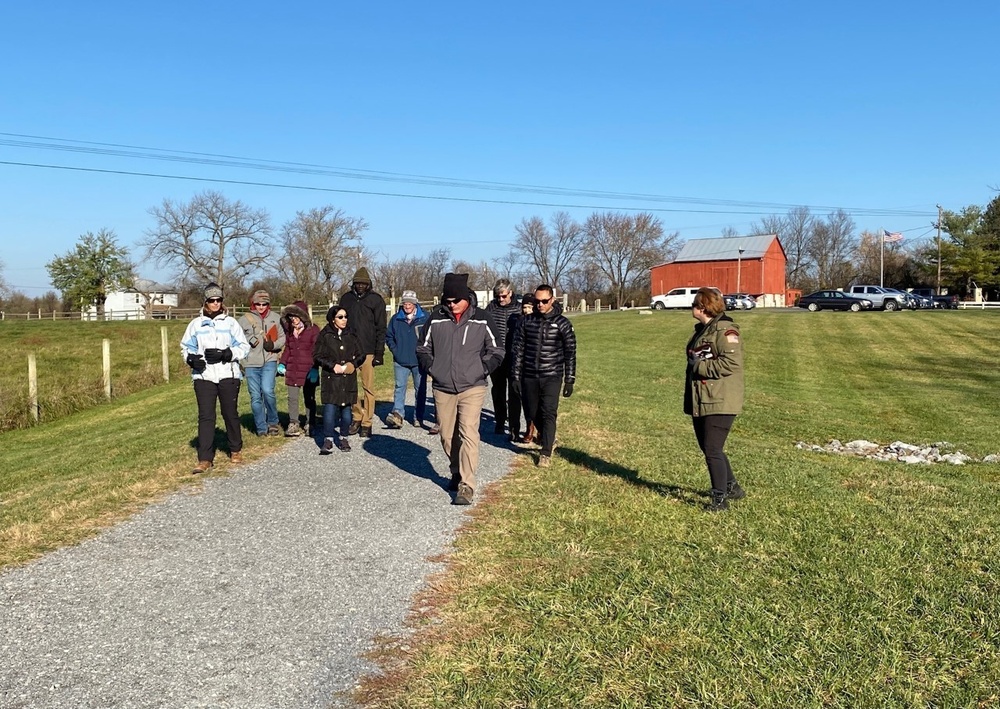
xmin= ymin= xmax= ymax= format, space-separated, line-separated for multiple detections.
xmin=281 ymin=300 xmax=313 ymax=328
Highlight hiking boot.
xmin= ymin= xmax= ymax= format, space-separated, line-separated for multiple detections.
xmin=320 ymin=438 xmax=334 ymax=455
xmin=338 ymin=438 xmax=351 ymax=452
xmin=726 ymin=480 xmax=746 ymax=501
xmin=537 ymin=454 xmax=551 ymax=468
xmin=386 ymin=411 xmax=404 ymax=428
xmin=454 ymin=482 xmax=474 ymax=505
xmin=285 ymin=422 xmax=303 ymax=437
xmin=267 ymin=425 xmax=281 ymax=437
xmin=348 ymin=421 xmax=361 ymax=436
xmin=360 ymin=425 xmax=373 ymax=438
xmin=708 ymin=490 xmax=729 ymax=512
xmin=192 ymin=460 xmax=213 ymax=474
xmin=230 ymin=451 xmax=243 ymax=465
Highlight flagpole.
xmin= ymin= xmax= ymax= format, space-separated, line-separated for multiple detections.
xmin=880 ymin=227 xmax=885 ymax=287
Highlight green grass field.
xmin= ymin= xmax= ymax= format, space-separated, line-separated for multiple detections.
xmin=359 ymin=309 xmax=1000 ymax=708
xmin=3 ymin=310 xmax=1000 ymax=706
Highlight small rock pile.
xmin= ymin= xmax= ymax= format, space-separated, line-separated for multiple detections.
xmin=795 ymin=439 xmax=1000 ymax=465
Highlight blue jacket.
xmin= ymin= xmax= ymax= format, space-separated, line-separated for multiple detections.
xmin=386 ymin=304 xmax=428 ymax=368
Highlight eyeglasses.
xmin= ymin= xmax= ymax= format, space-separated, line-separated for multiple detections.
xmin=206 ymin=298 xmax=223 ymax=304
xmin=334 ymin=315 xmax=348 ymax=320
xmin=497 ymin=292 xmax=512 ymax=300
xmin=535 ymin=296 xmax=553 ymax=305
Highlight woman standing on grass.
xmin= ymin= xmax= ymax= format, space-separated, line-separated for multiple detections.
xmin=313 ymin=306 xmax=365 ymax=454
xmin=180 ymin=283 xmax=251 ymax=474
xmin=685 ymin=287 xmax=745 ymax=511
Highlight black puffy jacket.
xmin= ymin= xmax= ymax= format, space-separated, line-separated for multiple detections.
xmin=484 ymin=295 xmax=521 ymax=351
xmin=510 ymin=303 xmax=577 ymax=383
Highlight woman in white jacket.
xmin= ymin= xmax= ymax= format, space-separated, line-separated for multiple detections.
xmin=180 ymin=283 xmax=251 ymax=473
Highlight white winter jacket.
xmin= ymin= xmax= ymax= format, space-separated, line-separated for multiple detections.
xmin=180 ymin=309 xmax=251 ymax=383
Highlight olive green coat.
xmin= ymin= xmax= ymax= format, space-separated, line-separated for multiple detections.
xmin=683 ymin=314 xmax=744 ymax=417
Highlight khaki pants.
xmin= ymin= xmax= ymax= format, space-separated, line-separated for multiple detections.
xmin=433 ymin=385 xmax=487 ymax=490
xmin=351 ymin=354 xmax=376 ymax=427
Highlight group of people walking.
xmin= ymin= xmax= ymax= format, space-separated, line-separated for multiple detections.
xmin=180 ymin=275 xmax=745 ymax=512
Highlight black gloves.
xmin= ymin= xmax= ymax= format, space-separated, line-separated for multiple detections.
xmin=263 ymin=339 xmax=275 ymax=352
xmin=372 ymin=356 xmax=384 ymax=367
xmin=203 ymin=347 xmax=233 ymax=364
xmin=186 ymin=353 xmax=206 ymax=372
xmin=563 ymin=381 xmax=574 ymax=398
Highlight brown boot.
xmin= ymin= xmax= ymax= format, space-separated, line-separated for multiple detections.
xmin=192 ymin=460 xmax=213 ymax=475
xmin=230 ymin=451 xmax=243 ymax=465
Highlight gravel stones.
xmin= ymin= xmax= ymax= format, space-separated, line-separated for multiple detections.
xmin=795 ymin=438 xmax=983 ymax=465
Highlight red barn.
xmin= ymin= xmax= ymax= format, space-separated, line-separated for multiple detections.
xmin=650 ymin=234 xmax=788 ymax=307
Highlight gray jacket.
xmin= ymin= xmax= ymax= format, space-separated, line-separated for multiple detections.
xmin=417 ymin=301 xmax=504 ymax=394
xmin=238 ymin=308 xmax=286 ymax=368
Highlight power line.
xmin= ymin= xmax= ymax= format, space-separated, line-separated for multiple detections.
xmin=0 ymin=132 xmax=936 ymax=218
xmin=0 ymin=160 xmax=938 ymax=220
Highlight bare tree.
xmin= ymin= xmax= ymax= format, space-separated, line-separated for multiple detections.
xmin=719 ymin=226 xmax=741 ymax=238
xmin=141 ymin=190 xmax=274 ymax=290
xmin=278 ymin=206 xmax=369 ymax=304
xmin=583 ymin=211 xmax=679 ymax=308
xmin=563 ymin=261 xmax=608 ymax=303
xmin=854 ymin=230 xmax=908 ymax=285
xmin=417 ymin=248 xmax=452 ymax=295
xmin=808 ymin=209 xmax=857 ymax=289
xmin=751 ymin=207 xmax=815 ymax=290
xmin=512 ymin=211 xmax=585 ymax=288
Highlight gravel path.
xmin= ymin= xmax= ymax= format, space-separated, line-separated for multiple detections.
xmin=0 ymin=396 xmax=517 ymax=709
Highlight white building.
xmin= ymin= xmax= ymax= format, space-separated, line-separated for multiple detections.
xmin=83 ymin=279 xmax=179 ymax=320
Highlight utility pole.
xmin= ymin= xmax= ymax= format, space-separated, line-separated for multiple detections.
xmin=737 ymin=247 xmax=745 ymax=293
xmin=936 ymin=204 xmax=943 ymax=295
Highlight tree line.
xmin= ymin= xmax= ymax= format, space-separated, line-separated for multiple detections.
xmin=2 ymin=189 xmax=998 ymax=316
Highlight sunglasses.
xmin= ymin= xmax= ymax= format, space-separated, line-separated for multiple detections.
xmin=334 ymin=314 xmax=348 ymax=320
xmin=535 ymin=296 xmax=553 ymax=305
xmin=254 ymin=302 xmax=268 ymax=307
xmin=205 ymin=298 xmax=223 ymax=304
xmin=444 ymin=298 xmax=462 ymax=305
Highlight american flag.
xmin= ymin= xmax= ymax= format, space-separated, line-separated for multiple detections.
xmin=883 ymin=229 xmax=904 ymax=243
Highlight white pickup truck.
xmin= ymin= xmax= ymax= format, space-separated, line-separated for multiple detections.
xmin=651 ymin=287 xmax=713 ymax=310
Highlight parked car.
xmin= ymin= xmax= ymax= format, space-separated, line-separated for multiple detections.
xmin=797 ymin=290 xmax=874 ymax=312
xmin=846 ymin=285 xmax=907 ymax=311
xmin=723 ymin=294 xmax=738 ymax=310
xmin=903 ymin=290 xmax=934 ymax=309
xmin=651 ymin=286 xmax=719 ymax=310
xmin=910 ymin=287 xmax=959 ymax=309
xmin=725 ymin=293 xmax=756 ymax=310
xmin=884 ymin=288 xmax=920 ymax=310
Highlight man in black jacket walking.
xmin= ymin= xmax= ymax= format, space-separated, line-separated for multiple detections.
xmin=483 ymin=278 xmax=521 ymax=440
xmin=510 ymin=284 xmax=576 ymax=468
xmin=339 ymin=267 xmax=387 ymax=438
xmin=417 ymin=273 xmax=504 ymax=505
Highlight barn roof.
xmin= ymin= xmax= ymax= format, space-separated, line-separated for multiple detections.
xmin=670 ymin=234 xmax=780 ymax=263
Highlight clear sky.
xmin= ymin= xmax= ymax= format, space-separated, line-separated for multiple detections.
xmin=2 ymin=0 xmax=997 ymax=294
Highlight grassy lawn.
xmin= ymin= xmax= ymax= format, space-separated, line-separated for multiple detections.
xmin=360 ymin=309 xmax=1000 ymax=708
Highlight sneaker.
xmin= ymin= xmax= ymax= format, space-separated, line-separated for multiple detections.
xmin=338 ymin=439 xmax=351 ymax=452
xmin=708 ymin=490 xmax=729 ymax=512
xmin=360 ymin=425 xmax=373 ymax=438
xmin=192 ymin=460 xmax=213 ymax=474
xmin=267 ymin=425 xmax=281 ymax=437
xmin=348 ymin=421 xmax=361 ymax=436
xmin=230 ymin=451 xmax=243 ymax=465
xmin=320 ymin=438 xmax=334 ymax=455
xmin=537 ymin=455 xmax=551 ymax=468
xmin=454 ymin=482 xmax=474 ymax=505
xmin=726 ymin=481 xmax=746 ymax=501
xmin=386 ymin=411 xmax=404 ymax=429
xmin=285 ymin=422 xmax=303 ymax=437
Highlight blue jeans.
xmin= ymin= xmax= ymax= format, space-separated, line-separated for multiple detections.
xmin=393 ymin=362 xmax=427 ymax=422
xmin=323 ymin=403 xmax=352 ymax=440
xmin=245 ymin=361 xmax=279 ymax=434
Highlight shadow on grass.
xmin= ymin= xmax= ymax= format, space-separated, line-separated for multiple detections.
xmin=559 ymin=447 xmax=706 ymax=507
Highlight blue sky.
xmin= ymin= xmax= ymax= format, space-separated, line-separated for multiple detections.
xmin=2 ymin=1 xmax=998 ymax=293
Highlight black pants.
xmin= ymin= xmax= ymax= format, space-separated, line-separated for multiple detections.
xmin=692 ymin=414 xmax=736 ymax=493
xmin=522 ymin=375 xmax=562 ymax=456
xmin=194 ymin=378 xmax=243 ymax=463
xmin=489 ymin=359 xmax=520 ymax=434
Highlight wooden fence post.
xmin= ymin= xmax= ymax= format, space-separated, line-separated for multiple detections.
xmin=103 ymin=339 xmax=112 ymax=400
xmin=28 ymin=354 xmax=39 ymax=422
xmin=161 ymin=326 xmax=170 ymax=382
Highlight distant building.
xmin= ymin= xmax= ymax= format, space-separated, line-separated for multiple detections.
xmin=83 ymin=279 xmax=179 ymax=320
xmin=650 ymin=234 xmax=789 ymax=307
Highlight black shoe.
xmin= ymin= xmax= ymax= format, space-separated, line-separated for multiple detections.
xmin=338 ymin=439 xmax=351 ymax=452
xmin=707 ymin=489 xmax=729 ymax=512
xmin=453 ymin=483 xmax=474 ymax=505
xmin=320 ymin=438 xmax=334 ymax=455
xmin=726 ymin=481 xmax=746 ymax=501
xmin=348 ymin=421 xmax=361 ymax=436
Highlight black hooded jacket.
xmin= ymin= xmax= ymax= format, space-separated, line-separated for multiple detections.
xmin=510 ymin=302 xmax=577 ymax=383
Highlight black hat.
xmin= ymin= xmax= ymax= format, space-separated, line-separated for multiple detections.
xmin=442 ymin=272 xmax=469 ymax=301
xmin=521 ymin=294 xmax=534 ymax=306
